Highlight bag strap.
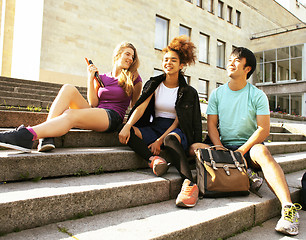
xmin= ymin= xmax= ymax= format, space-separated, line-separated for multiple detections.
xmin=208 ymin=145 xmax=230 ymax=151
xmin=207 ymin=148 xmax=218 ymax=170
xmin=229 ymin=151 xmax=243 ymax=172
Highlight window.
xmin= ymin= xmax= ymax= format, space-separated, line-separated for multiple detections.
xmin=235 ymin=10 xmax=241 ymax=27
xmin=155 ymin=16 xmax=169 ymax=50
xmin=197 ymin=0 xmax=203 ymax=8
xmin=153 ymin=68 xmax=164 ymax=77
xmin=199 ymin=79 xmax=209 ymax=99
xmin=218 ymin=1 xmax=224 ymax=18
xmin=217 ymin=40 xmax=225 ymax=68
xmin=227 ymin=6 xmax=232 ymax=23
xmin=254 ymin=44 xmax=303 ymax=84
xmin=179 ymin=25 xmax=191 ymax=37
xmin=208 ymin=0 xmax=214 ymax=13
xmin=199 ymin=33 xmax=209 ymax=63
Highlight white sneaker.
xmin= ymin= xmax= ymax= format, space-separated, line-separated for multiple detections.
xmin=275 ymin=203 xmax=302 ymax=236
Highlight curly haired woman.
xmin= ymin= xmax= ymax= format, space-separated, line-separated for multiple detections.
xmin=119 ymin=36 xmax=202 ymax=208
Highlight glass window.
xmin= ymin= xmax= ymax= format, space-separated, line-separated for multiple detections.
xmin=198 ymin=79 xmax=209 ymax=98
xmin=277 ymin=47 xmax=289 ymax=60
xmin=264 ymin=62 xmax=276 ymax=83
xmin=208 ymin=0 xmax=214 ymax=13
xmin=291 ymin=94 xmax=302 ymax=116
xmin=291 ymin=44 xmax=303 ymax=58
xmin=235 ymin=10 xmax=241 ymax=27
xmin=277 ymin=60 xmax=289 ymax=81
xmin=291 ymin=58 xmax=302 ymax=81
xmin=277 ymin=95 xmax=289 ymax=114
xmin=199 ymin=33 xmax=209 ymax=63
xmin=264 ymin=49 xmax=276 ymax=62
xmin=217 ymin=40 xmax=225 ymax=68
xmin=155 ymin=16 xmax=169 ymax=50
xmin=197 ymin=0 xmax=203 ymax=8
xmin=268 ymin=95 xmax=276 ymax=112
xmin=179 ymin=25 xmax=191 ymax=37
xmin=218 ymin=1 xmax=224 ymax=18
xmin=254 ymin=62 xmax=263 ymax=84
xmin=227 ymin=6 xmax=232 ymax=23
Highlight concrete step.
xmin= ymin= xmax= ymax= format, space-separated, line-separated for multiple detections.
xmin=0 ymin=167 xmax=186 ymax=235
xmin=0 ymin=76 xmax=87 ymax=93
xmin=0 ymin=170 xmax=303 ymax=239
xmin=228 ymin=208 xmax=306 ymax=240
xmin=1 ymin=138 xmax=306 ymax=182
xmin=0 ymin=96 xmax=52 ymax=109
xmin=0 ymin=111 xmax=48 ymax=128
xmin=0 ymin=90 xmax=56 ymax=103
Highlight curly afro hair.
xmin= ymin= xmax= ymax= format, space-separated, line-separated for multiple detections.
xmin=162 ymin=35 xmax=196 ymax=66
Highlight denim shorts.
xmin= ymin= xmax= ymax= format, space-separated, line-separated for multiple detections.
xmin=139 ymin=117 xmax=188 ymax=151
xmin=104 ymin=109 xmax=123 ymax=132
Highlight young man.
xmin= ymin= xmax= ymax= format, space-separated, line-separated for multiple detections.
xmin=190 ymin=47 xmax=301 ymax=236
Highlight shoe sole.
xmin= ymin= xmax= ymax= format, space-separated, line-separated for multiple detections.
xmin=176 ymin=199 xmax=198 ymax=208
xmin=154 ymin=163 xmax=170 ymax=177
xmin=0 ymin=142 xmax=32 ymax=153
xmin=38 ymin=144 xmax=55 ymax=152
xmin=275 ymin=227 xmax=299 ymax=236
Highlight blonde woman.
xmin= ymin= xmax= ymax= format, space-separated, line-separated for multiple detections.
xmin=0 ymin=42 xmax=142 ymax=152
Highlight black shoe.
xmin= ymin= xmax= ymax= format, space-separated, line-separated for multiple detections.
xmin=38 ymin=137 xmax=55 ymax=152
xmin=0 ymin=125 xmax=34 ymax=151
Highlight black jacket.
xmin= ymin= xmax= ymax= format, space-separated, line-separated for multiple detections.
xmin=128 ymin=73 xmax=202 ymax=148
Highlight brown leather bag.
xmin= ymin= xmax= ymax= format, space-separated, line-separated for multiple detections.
xmin=195 ymin=146 xmax=250 ymax=198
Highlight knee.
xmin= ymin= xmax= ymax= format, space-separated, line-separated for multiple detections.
xmin=189 ymin=142 xmax=210 ymax=156
xmin=61 ymin=84 xmax=78 ymax=95
xmin=164 ymin=134 xmax=179 ymax=146
xmin=250 ymin=144 xmax=272 ymax=163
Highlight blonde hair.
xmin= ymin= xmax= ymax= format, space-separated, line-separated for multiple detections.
xmin=113 ymin=42 xmax=140 ymax=96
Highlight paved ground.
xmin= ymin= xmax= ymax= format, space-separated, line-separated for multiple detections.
xmin=229 ymin=209 xmax=306 ymax=240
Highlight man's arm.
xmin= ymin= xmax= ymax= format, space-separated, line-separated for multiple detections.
xmin=207 ymin=114 xmax=224 ymax=148
xmin=237 ymin=114 xmax=270 ymax=155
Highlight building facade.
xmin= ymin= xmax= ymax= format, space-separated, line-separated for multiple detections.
xmin=0 ymin=0 xmax=305 ymax=115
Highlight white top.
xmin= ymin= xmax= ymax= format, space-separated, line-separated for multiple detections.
xmin=155 ymin=82 xmax=178 ymax=119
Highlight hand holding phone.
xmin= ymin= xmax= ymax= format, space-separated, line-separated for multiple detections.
xmin=85 ymin=58 xmax=104 ymax=88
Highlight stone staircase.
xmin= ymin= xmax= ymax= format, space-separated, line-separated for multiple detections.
xmin=0 ymin=77 xmax=305 ymax=239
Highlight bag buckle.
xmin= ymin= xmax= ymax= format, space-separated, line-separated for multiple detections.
xmin=223 ymin=165 xmax=230 ymax=176
xmin=207 ymin=149 xmax=218 ymax=170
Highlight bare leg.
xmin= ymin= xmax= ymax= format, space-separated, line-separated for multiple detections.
xmin=47 ymin=84 xmax=90 ymax=120
xmin=32 ymin=108 xmax=110 ymax=139
xmin=189 ymin=143 xmax=210 ymax=156
xmin=250 ymin=144 xmax=292 ymax=205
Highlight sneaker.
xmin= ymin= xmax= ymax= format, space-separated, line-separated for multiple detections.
xmin=148 ymin=156 xmax=169 ymax=177
xmin=275 ymin=203 xmax=302 ymax=236
xmin=0 ymin=125 xmax=34 ymax=152
xmin=176 ymin=179 xmax=199 ymax=208
xmin=38 ymin=137 xmax=55 ymax=152
xmin=247 ymin=168 xmax=263 ymax=191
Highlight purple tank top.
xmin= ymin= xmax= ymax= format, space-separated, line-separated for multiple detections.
xmin=97 ymin=72 xmax=142 ymax=119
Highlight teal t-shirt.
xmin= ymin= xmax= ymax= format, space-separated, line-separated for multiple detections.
xmin=207 ymin=82 xmax=270 ymax=145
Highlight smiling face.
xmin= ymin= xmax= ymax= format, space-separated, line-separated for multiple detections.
xmin=116 ymin=47 xmax=135 ymax=70
xmin=162 ymin=51 xmax=184 ymax=76
xmin=227 ymin=55 xmax=251 ymax=80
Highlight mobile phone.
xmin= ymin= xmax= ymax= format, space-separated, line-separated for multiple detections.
xmin=85 ymin=58 xmax=104 ymax=87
